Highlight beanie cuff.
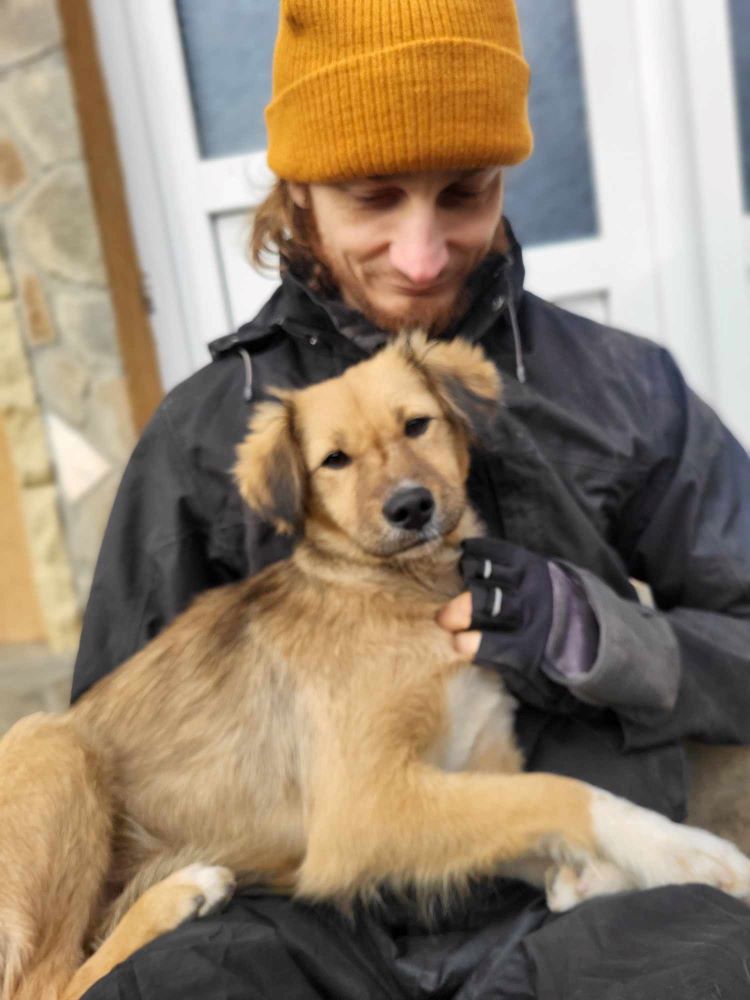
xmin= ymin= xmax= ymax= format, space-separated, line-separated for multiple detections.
xmin=266 ymin=38 xmax=532 ymax=182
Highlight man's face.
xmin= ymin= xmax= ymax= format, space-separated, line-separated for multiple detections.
xmin=289 ymin=167 xmax=506 ymax=335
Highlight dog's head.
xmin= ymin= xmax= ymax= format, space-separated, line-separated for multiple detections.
xmin=234 ymin=333 xmax=500 ymax=561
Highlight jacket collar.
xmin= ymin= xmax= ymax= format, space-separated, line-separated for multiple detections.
xmin=209 ymin=217 xmax=526 ymax=361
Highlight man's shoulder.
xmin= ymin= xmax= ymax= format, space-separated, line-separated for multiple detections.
xmin=524 ymin=291 xmax=667 ymax=369
xmin=139 ymin=355 xmax=245 ymax=458
xmin=155 ymin=283 xmax=292 ymax=428
xmin=517 ymin=291 xmax=690 ymax=464
xmin=522 ymin=290 xmax=680 ymax=414
xmin=161 ymin=353 xmax=244 ymax=419
xmin=142 ymin=316 xmax=309 ymax=475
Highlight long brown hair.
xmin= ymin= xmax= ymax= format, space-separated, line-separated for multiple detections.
xmin=250 ymin=179 xmax=334 ymax=294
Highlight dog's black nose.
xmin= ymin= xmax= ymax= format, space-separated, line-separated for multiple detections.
xmin=383 ymin=487 xmax=435 ymax=531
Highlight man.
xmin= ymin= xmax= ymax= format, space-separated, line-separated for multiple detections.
xmin=75 ymin=2 xmax=750 ymax=997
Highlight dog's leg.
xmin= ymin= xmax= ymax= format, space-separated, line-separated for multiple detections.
xmin=0 ymin=714 xmax=112 ymax=1000
xmin=58 ymin=864 xmax=235 ymax=1000
xmin=91 ymin=845 xmax=224 ymax=945
xmin=298 ymin=764 xmax=750 ymax=908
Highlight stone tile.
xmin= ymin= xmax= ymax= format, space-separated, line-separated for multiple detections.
xmin=0 ymin=689 xmax=47 ymax=734
xmin=0 ymin=299 xmax=81 ymax=651
xmin=3 ymin=406 xmax=53 ymax=488
xmin=21 ymin=270 xmax=56 ymax=346
xmin=0 ymin=680 xmax=72 ymax=734
xmin=0 ymin=133 xmax=28 ymax=204
xmin=45 ymin=411 xmax=110 ymax=504
xmin=0 ymin=642 xmax=72 ymax=694
xmin=0 ymin=299 xmax=35 ymax=410
xmin=16 ymin=164 xmax=106 ymax=284
xmin=55 ymin=291 xmax=118 ymax=366
xmin=22 ymin=481 xmax=82 ymax=650
xmin=0 ymin=54 xmax=80 ymax=166
xmin=0 ymin=320 xmax=49 ymax=637
xmin=85 ymin=375 xmax=136 ymax=464
xmin=0 ymin=0 xmax=62 ymax=70
xmin=35 ymin=345 xmax=90 ymax=425
xmin=0 ymin=254 xmax=12 ymax=299
xmin=0 ymin=643 xmax=73 ymax=734
xmin=68 ymin=471 xmax=118 ymax=599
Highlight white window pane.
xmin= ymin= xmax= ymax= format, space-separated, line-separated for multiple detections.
xmin=729 ymin=0 xmax=750 ymax=212
xmin=504 ymin=0 xmax=599 ymax=247
xmin=213 ymin=210 xmax=279 ymax=330
xmin=176 ymin=0 xmax=276 ymax=158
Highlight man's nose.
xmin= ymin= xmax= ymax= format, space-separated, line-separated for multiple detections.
xmin=389 ymin=209 xmax=449 ymax=286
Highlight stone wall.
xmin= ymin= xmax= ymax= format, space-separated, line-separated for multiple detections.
xmin=0 ymin=0 xmax=136 ymax=674
xmin=0 ymin=253 xmax=79 ymax=650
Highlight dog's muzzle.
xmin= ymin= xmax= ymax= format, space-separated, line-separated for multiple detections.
xmin=382 ymin=487 xmax=436 ymax=532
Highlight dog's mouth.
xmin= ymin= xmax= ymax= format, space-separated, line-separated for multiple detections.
xmin=390 ymin=525 xmax=442 ymax=555
xmin=367 ymin=505 xmax=464 ymax=560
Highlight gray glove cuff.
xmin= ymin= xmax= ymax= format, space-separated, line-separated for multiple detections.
xmin=544 ymin=562 xmax=599 ymax=679
xmin=551 ymin=564 xmax=681 ymax=715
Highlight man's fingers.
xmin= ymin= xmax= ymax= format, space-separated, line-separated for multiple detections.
xmin=437 ymin=594 xmax=482 ymax=659
xmin=436 ymin=591 xmax=473 ymax=631
xmin=453 ymin=630 xmax=481 ymax=658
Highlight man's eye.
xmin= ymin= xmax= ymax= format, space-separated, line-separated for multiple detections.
xmin=440 ymin=187 xmax=482 ymax=206
xmin=354 ymin=190 xmax=399 ymax=209
xmin=321 ymin=451 xmax=351 ymax=469
xmin=404 ymin=417 xmax=432 ymax=438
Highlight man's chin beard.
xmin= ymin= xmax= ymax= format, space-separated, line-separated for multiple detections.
xmin=301 ymin=205 xmax=509 ymax=336
xmin=341 ymin=280 xmax=471 ymax=337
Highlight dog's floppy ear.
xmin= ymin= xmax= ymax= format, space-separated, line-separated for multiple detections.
xmin=400 ymin=332 xmax=502 ymax=441
xmin=234 ymin=394 xmax=305 ymax=535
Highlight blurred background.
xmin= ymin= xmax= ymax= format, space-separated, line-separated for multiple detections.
xmin=1 ymin=0 xmax=749 ymax=731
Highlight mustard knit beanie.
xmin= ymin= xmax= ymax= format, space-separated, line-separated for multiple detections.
xmin=266 ymin=0 xmax=533 ymax=182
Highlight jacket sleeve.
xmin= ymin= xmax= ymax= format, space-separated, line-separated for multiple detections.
xmin=70 ymin=400 xmax=241 ymax=702
xmin=553 ymin=348 xmax=750 ymax=749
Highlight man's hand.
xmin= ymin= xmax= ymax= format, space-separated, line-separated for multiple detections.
xmin=437 ymin=538 xmax=596 ymax=713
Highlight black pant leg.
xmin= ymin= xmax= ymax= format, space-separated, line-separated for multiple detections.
xmin=80 ymin=881 xmax=547 ymax=1000
xmin=81 ymin=892 xmax=405 ymax=1000
xmin=524 ymin=884 xmax=750 ymax=1000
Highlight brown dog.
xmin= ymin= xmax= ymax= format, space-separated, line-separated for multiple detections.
xmin=1 ymin=334 xmax=749 ymax=1000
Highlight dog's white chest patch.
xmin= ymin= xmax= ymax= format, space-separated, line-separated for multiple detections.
xmin=426 ymin=667 xmax=518 ymax=773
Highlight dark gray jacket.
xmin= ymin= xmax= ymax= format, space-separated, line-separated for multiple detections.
xmin=72 ymin=227 xmax=750 ymax=822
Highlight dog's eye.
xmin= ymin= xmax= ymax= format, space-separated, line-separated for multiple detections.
xmin=404 ymin=417 xmax=432 ymax=438
xmin=321 ymin=450 xmax=351 ymax=470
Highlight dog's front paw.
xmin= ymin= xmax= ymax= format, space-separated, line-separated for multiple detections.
xmin=545 ymin=859 xmax=635 ymax=912
xmin=592 ymin=789 xmax=750 ymax=900
xmin=661 ymin=825 xmax=750 ymax=899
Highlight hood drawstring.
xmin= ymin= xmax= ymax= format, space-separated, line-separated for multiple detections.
xmin=504 ymin=263 xmax=527 ymax=385
xmin=238 ymin=348 xmax=254 ymax=403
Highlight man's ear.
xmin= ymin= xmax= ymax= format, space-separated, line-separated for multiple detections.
xmin=234 ymin=395 xmax=306 ymax=535
xmin=399 ymin=332 xmax=502 ymax=442
xmin=288 ymin=181 xmax=309 ymax=209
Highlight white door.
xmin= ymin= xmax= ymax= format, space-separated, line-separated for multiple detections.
xmin=90 ymin=0 xmax=749 ymax=445
xmin=678 ymin=0 xmax=750 ymax=445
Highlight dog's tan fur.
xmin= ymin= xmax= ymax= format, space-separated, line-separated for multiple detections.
xmin=1 ymin=334 xmax=749 ymax=1000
